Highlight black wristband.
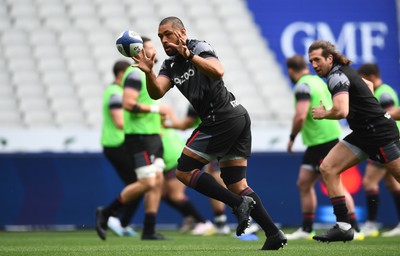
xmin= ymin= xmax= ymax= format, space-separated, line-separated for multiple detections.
xmin=187 ymin=50 xmax=194 ymax=60
xmin=290 ymin=134 xmax=296 ymax=141
xmin=131 ymin=103 xmax=141 ymax=113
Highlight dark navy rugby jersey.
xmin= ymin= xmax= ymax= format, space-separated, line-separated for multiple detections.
xmin=158 ymin=39 xmax=246 ymax=124
xmin=187 ymin=104 xmax=199 ymax=119
xmin=326 ymin=64 xmax=395 ymax=136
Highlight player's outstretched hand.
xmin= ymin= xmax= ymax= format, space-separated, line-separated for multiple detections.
xmin=132 ymin=48 xmax=156 ymax=74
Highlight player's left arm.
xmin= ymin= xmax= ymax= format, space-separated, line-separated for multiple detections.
xmin=189 ymin=56 xmax=224 ymax=80
xmin=172 ymin=32 xmax=224 ymax=80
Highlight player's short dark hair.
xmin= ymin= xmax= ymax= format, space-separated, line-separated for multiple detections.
xmin=113 ymin=60 xmax=130 ymax=77
xmin=159 ymin=16 xmax=185 ymax=29
xmin=309 ymin=40 xmax=351 ymax=66
xmin=286 ymin=54 xmax=307 ymax=72
xmin=358 ymin=63 xmax=380 ymax=77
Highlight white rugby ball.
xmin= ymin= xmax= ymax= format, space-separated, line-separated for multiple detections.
xmin=116 ymin=31 xmax=143 ymax=57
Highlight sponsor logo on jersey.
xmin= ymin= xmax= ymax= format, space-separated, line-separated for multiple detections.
xmin=174 ymin=69 xmax=195 ymax=86
xmin=230 ymin=100 xmax=240 ymax=108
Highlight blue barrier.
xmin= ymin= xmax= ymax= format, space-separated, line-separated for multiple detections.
xmin=0 ymin=153 xmax=398 ymax=229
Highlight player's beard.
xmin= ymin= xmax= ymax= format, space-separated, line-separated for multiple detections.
xmin=165 ymin=48 xmax=178 ymax=56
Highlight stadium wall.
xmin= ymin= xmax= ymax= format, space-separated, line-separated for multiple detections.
xmin=1 ymin=153 xmax=398 ymax=229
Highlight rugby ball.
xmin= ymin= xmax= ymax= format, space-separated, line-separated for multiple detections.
xmin=116 ymin=31 xmax=143 ymax=57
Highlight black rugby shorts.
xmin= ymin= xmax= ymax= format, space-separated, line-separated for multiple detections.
xmin=185 ymin=113 xmax=251 ymax=159
xmin=124 ymin=134 xmax=163 ymax=168
xmin=302 ymin=139 xmax=339 ymax=172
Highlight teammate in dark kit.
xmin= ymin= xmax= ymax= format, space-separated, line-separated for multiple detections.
xmin=132 ymin=16 xmax=286 ymax=250
xmin=358 ymin=63 xmax=400 ymax=237
xmin=284 ymin=55 xmax=363 ymax=240
xmin=308 ymin=40 xmax=400 ymax=242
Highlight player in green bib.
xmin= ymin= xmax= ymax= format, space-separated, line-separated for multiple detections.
xmin=358 ymin=63 xmax=400 ymax=237
xmin=162 ymin=128 xmax=185 ymax=172
xmin=101 ymin=60 xmax=140 ymax=237
xmin=96 ymin=37 xmax=171 ymax=241
xmin=101 ymin=80 xmax=124 ymax=148
xmin=285 ymin=55 xmax=362 ymax=240
xmin=160 ymin=127 xmax=215 ymax=234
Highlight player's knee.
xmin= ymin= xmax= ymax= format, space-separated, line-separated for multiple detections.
xmin=204 ymin=160 xmax=219 ymax=174
xmin=177 ymin=153 xmax=205 ymax=172
xmin=155 ymin=171 xmax=164 ymax=186
xmin=169 ymin=191 xmax=186 ymax=202
xmin=362 ymin=177 xmax=373 ymax=188
xmin=175 ymin=169 xmax=191 ymax=185
xmin=153 ymin=158 xmax=166 ymax=172
xmin=176 ymin=153 xmax=206 ymax=185
xmin=296 ymin=179 xmax=311 ymax=191
xmin=135 ymin=164 xmax=157 ymax=182
xmin=319 ymin=162 xmax=334 ymax=176
xmin=220 ymin=166 xmax=246 ymax=186
xmin=385 ymin=180 xmax=399 ymax=192
xmin=138 ymin=177 xmax=156 ymax=191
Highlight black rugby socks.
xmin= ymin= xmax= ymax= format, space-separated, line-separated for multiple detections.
xmin=240 ymin=187 xmax=279 ymax=237
xmin=189 ymin=170 xmax=242 ymax=207
xmin=331 ymin=196 xmax=350 ymax=224
xmin=366 ymin=190 xmax=379 ymax=221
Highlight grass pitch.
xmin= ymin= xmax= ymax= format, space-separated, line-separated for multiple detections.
xmin=1 ymin=229 xmax=399 ymax=256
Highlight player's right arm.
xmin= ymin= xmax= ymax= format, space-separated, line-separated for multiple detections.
xmin=288 ymin=83 xmax=310 ymax=152
xmin=109 ymin=94 xmax=124 ymax=130
xmin=132 ymin=49 xmax=171 ymax=100
xmin=312 ymin=94 xmax=349 ymax=119
xmin=145 ymin=71 xmax=171 ymax=100
xmin=313 ymin=72 xmax=349 ymax=120
xmin=288 ymin=101 xmax=309 ymax=152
